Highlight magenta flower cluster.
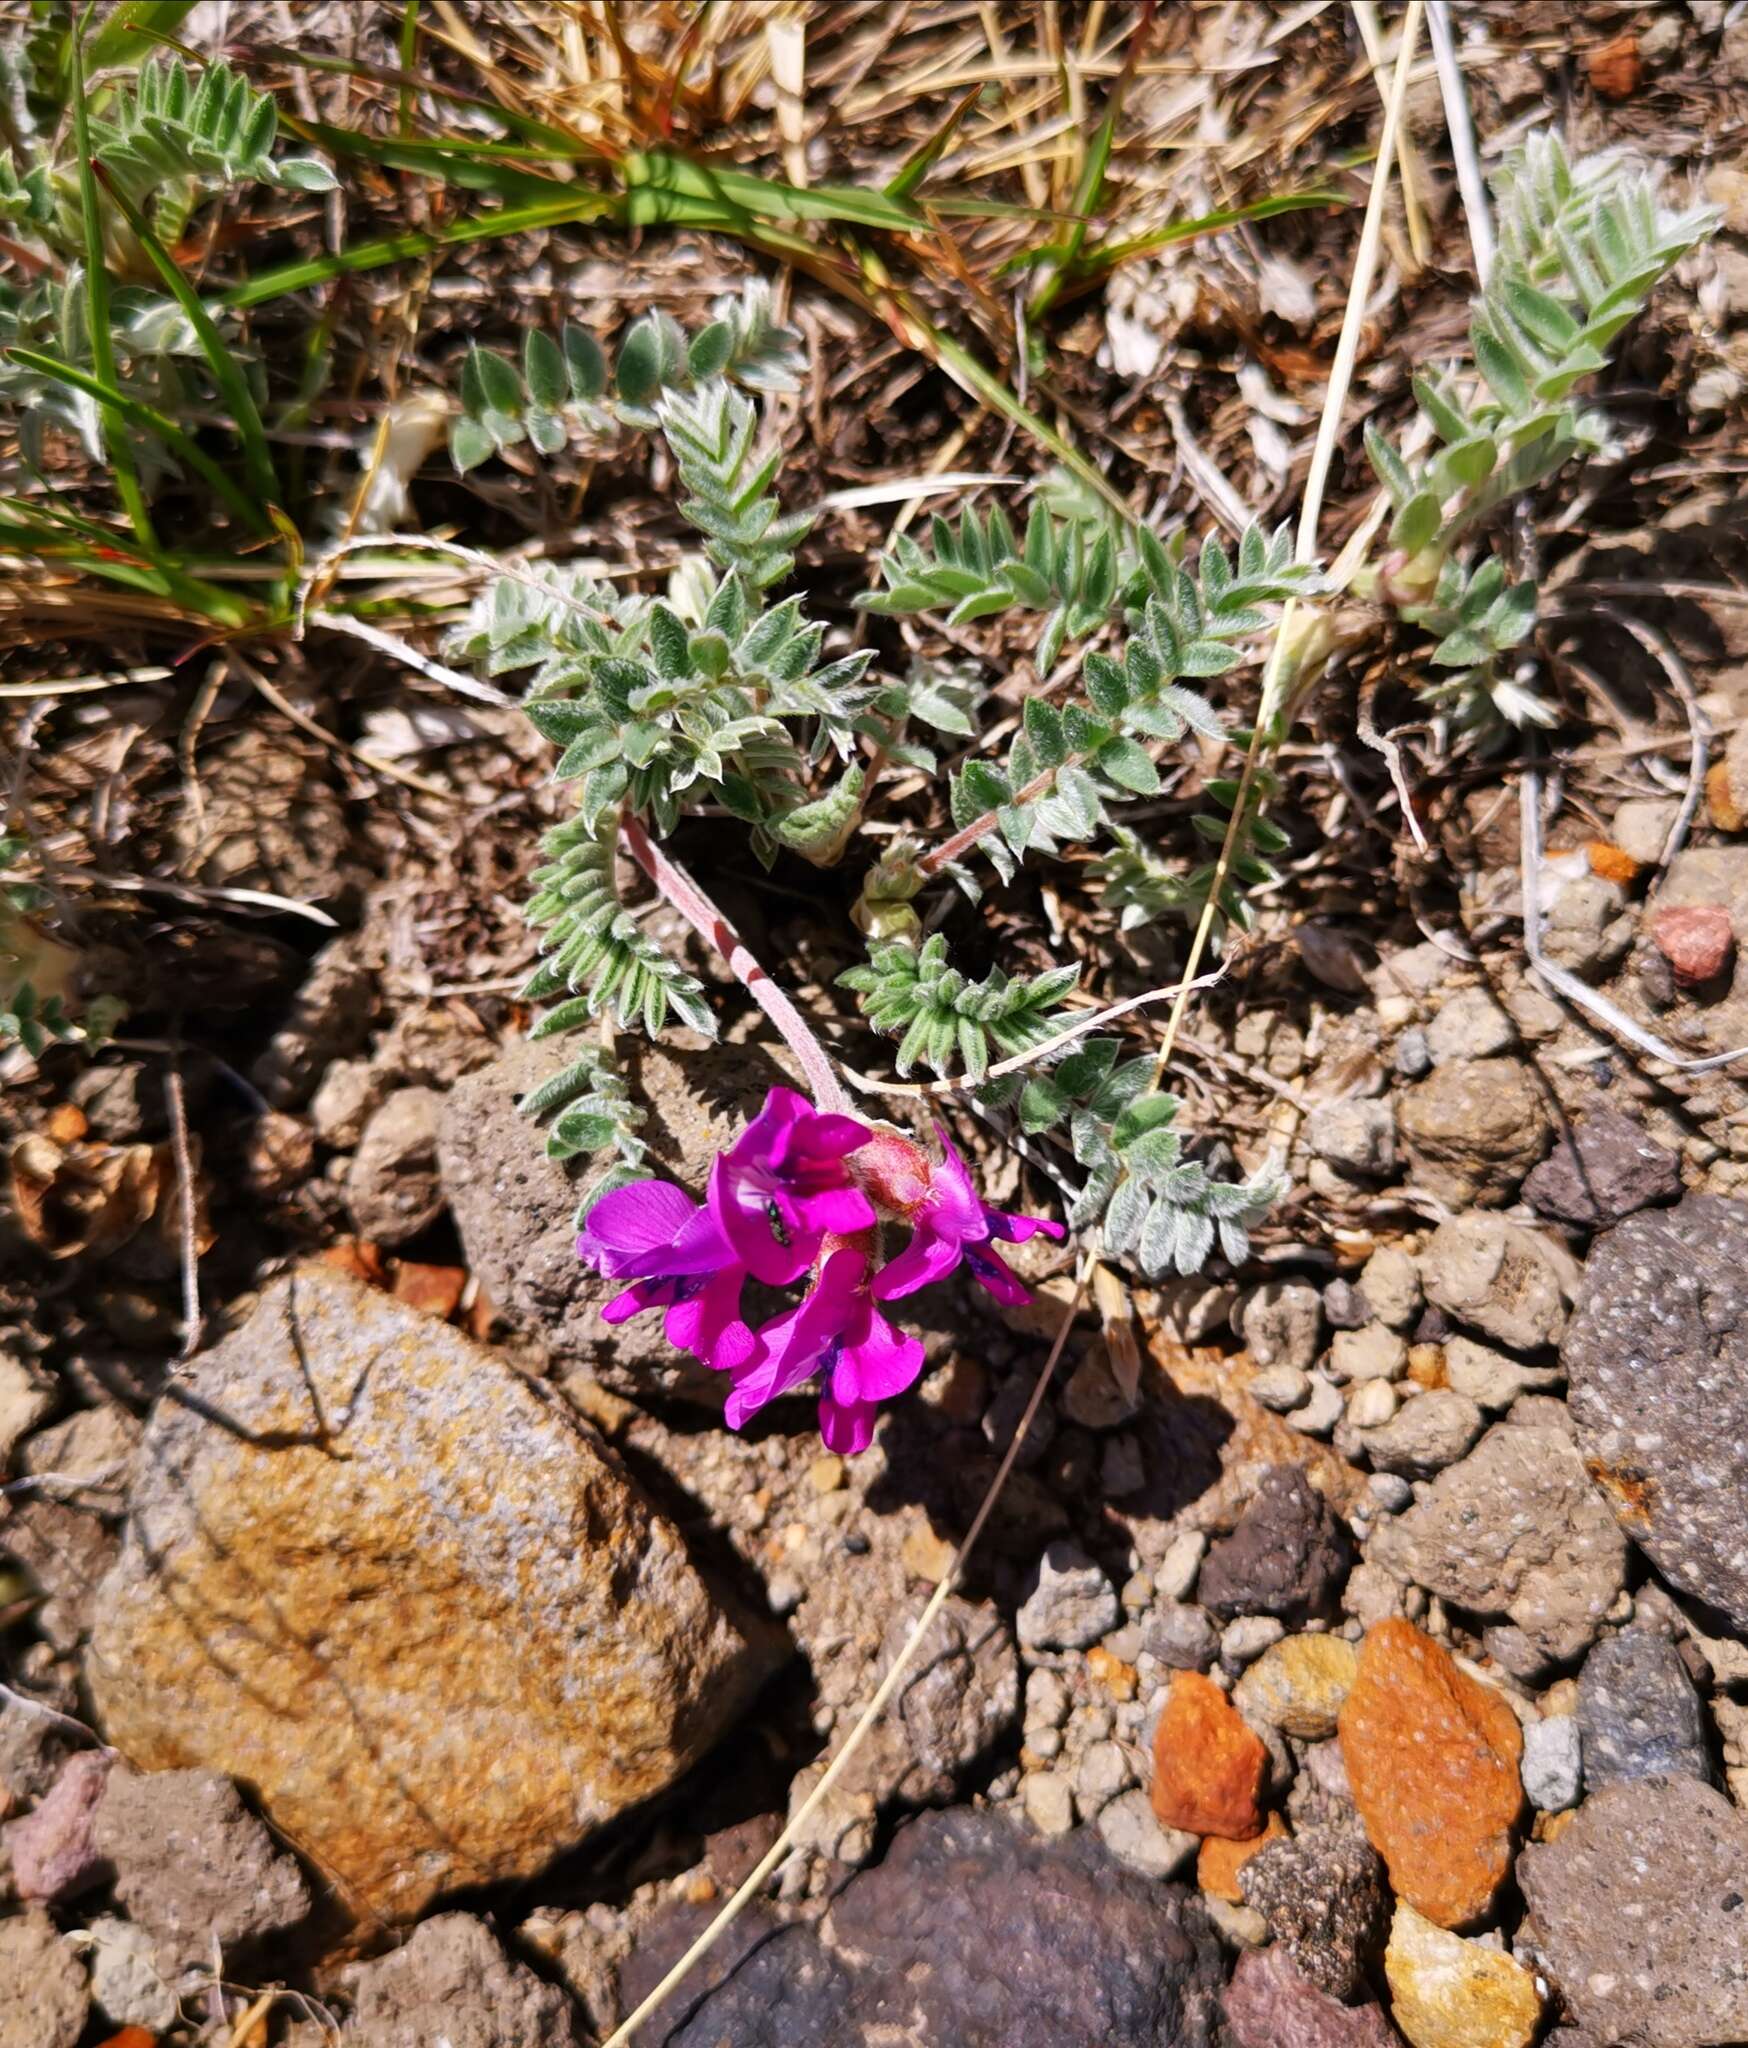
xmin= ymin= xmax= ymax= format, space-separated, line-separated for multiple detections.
xmin=576 ymin=1086 xmax=1063 ymax=1453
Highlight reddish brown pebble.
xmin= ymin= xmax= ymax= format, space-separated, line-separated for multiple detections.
xmin=319 ymin=1237 xmax=389 ymax=1286
xmin=1587 ymin=32 xmax=1642 ymax=98
xmin=1198 ymin=1811 xmax=1289 ymax=1902
xmin=391 ymin=1260 xmax=468 ymax=1321
xmin=1338 ymin=1618 xmax=1523 ymax=1928
xmin=95 ymin=2032 xmax=158 ymax=2048
xmin=1651 ymin=903 xmax=1736 ymax=988
xmin=1150 ymin=1670 xmax=1268 ymax=1840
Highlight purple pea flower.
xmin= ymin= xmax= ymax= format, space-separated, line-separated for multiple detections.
xmin=578 ymin=1178 xmax=754 ymax=1372
xmin=872 ymin=1124 xmax=1065 ymax=1307
xmin=726 ymin=1247 xmax=925 ymax=1455
xmin=707 ymin=1085 xmax=875 ymax=1286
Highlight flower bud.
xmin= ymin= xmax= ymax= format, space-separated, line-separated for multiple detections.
xmin=852 ymin=1124 xmax=933 ymax=1216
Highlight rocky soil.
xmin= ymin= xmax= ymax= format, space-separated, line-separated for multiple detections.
xmin=6 ymin=856 xmax=1748 ymax=2045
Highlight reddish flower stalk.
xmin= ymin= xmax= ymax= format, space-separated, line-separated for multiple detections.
xmin=618 ymin=809 xmax=851 ymax=1116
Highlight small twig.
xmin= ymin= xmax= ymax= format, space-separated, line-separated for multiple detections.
xmin=301 ymin=611 xmax=511 ymax=709
xmin=2 ymin=1462 xmax=128 ymax=1499
xmin=79 ymin=871 xmax=339 ymax=928
xmin=618 ymin=813 xmax=851 ymax=1117
xmin=1160 ymin=394 xmax=1256 ymax=537
xmin=1148 ymin=2 xmax=1425 ymax=1094
xmin=1553 ymin=577 xmax=1748 ymax=607
xmin=1354 ymin=1 xmax=1432 ymax=267
xmin=600 ymin=1255 xmax=1093 ymax=2048
xmin=1355 ymin=676 xmax=1431 ymax=855
xmin=1427 ymin=0 xmax=1494 ymax=278
xmin=1581 ymin=604 xmax=1711 ymax=878
xmin=164 ymin=1061 xmax=203 ymax=1360
xmin=226 ymin=651 xmax=456 ymax=802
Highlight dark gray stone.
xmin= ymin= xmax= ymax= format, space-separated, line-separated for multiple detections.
xmin=630 ymin=1807 xmax=1230 ymax=2047
xmin=1198 ymin=1465 xmax=1351 ymax=1626
xmin=1238 ymin=1825 xmax=1388 ymax=2001
xmin=1522 ymin=1109 xmax=1683 ymax=1228
xmin=1562 ymin=1196 xmax=1748 ymax=1631
xmin=1576 ymin=1632 xmax=1713 ymax=1789
xmin=1143 ymin=1601 xmax=1220 ymax=1671
xmin=831 ymin=1807 xmax=1228 ymax=2046
xmin=1519 ymin=1776 xmax=1748 ymax=2048
xmin=634 ymin=1915 xmax=854 ymax=2047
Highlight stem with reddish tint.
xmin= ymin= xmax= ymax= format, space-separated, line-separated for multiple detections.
xmin=618 ymin=811 xmax=852 ymax=1117
xmin=919 ymin=757 xmax=1068 ymax=876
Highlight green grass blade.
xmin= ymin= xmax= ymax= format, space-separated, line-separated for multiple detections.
xmin=289 ymin=118 xmax=577 ymax=200
xmin=88 ymin=0 xmax=196 ymax=68
xmin=221 ymin=191 xmax=619 ymax=309
xmin=884 ymin=85 xmax=980 ymax=201
xmin=626 ymin=150 xmax=925 ymax=232
xmin=6 ymin=346 xmax=265 ymax=533
xmin=0 ymin=501 xmax=260 ymax=628
xmin=42 ymin=0 xmax=195 ymax=99
xmin=69 ymin=21 xmax=157 ymax=552
xmin=897 ymin=301 xmax=1135 ymax=528
xmin=1026 ymin=12 xmax=1153 ymax=322
xmin=95 ymin=168 xmax=281 ymax=514
xmin=1074 ymin=189 xmax=1346 ymax=281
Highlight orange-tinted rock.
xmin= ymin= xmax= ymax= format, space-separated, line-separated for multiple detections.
xmin=1151 ymin=1670 xmax=1268 ymax=1840
xmin=1709 ymin=759 xmax=1745 ymax=833
xmin=1338 ymin=1619 xmax=1523 ymax=1928
xmin=1587 ymin=840 xmax=1639 ymax=886
xmin=1087 ymin=1644 xmax=1138 ymax=1700
xmin=86 ymin=1267 xmax=771 ymax=1921
xmin=390 ymin=1259 xmax=467 ymax=1320
xmin=1587 ymin=31 xmax=1641 ymax=98
xmin=1198 ymin=1811 xmax=1289 ymax=1901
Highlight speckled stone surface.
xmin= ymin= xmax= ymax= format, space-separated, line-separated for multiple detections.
xmin=85 ymin=1265 xmax=770 ymax=1920
xmin=1562 ymin=1196 xmax=1748 ymax=1631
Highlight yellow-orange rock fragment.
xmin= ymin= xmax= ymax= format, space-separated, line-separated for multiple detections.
xmin=1338 ymin=1619 xmax=1523 ymax=1928
xmin=1150 ymin=1670 xmax=1267 ymax=1841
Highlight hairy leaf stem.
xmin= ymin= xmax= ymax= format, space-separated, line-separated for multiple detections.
xmin=618 ymin=810 xmax=850 ymax=1116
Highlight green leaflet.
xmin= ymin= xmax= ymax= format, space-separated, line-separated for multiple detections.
xmin=1364 ymin=134 xmax=1717 ymax=733
xmin=838 ymin=932 xmax=1077 ymax=1086
xmin=886 ymin=517 xmax=1318 ymax=877
xmin=517 ymin=1036 xmax=652 ymax=1226
xmin=767 ymin=762 xmax=866 ymax=864
xmin=447 ymin=280 xmax=805 ymax=474
xmin=519 ymin=812 xmax=716 ymax=1044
